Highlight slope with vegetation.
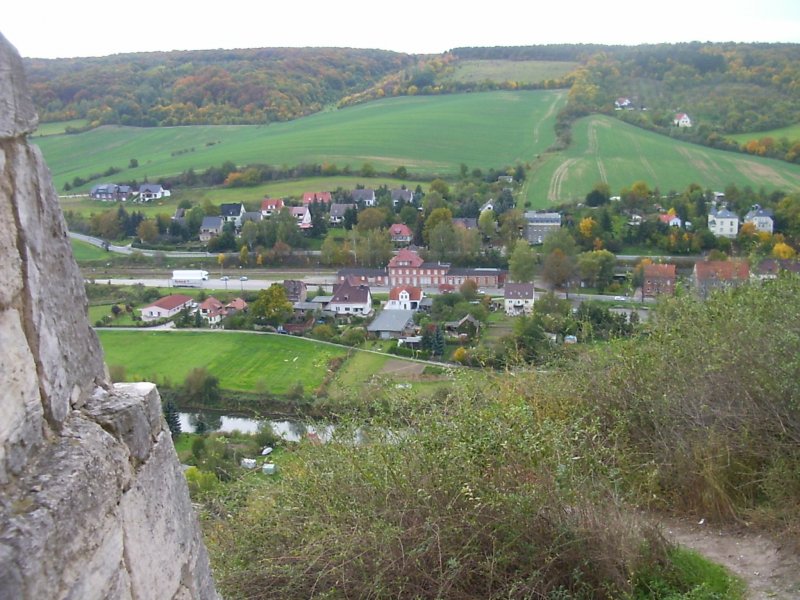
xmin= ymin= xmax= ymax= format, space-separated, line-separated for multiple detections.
xmin=195 ymin=276 xmax=800 ymax=599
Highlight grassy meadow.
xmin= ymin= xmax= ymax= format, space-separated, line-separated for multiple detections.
xmin=728 ymin=122 xmax=800 ymax=144
xmin=442 ymin=60 xmax=579 ymax=84
xmin=97 ymin=329 xmax=446 ymax=398
xmin=98 ymin=329 xmax=348 ymax=394
xmin=36 ymin=91 xmax=566 ymax=192
xmin=522 ymin=115 xmax=800 ymax=208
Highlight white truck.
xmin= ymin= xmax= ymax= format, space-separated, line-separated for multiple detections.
xmin=171 ymin=269 xmax=209 ymax=288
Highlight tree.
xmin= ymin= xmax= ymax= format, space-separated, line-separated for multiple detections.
xmin=478 ymin=210 xmax=497 ymax=241
xmin=772 ymin=241 xmax=796 ymax=259
xmin=460 ymin=279 xmax=478 ymax=300
xmin=498 ymin=209 xmax=526 ymax=252
xmin=542 ymin=248 xmax=576 ymax=291
xmin=239 ymin=244 xmax=249 ymax=266
xmin=431 ymin=326 xmax=445 ymax=357
xmin=428 ymin=221 xmax=457 ymax=262
xmin=542 ymin=228 xmax=578 ymax=257
xmin=357 ymin=207 xmax=387 ymax=232
xmin=241 ymin=220 xmax=259 ymax=250
xmin=251 ymin=284 xmax=293 ymax=325
xmin=356 ymin=229 xmax=392 ymax=267
xmin=576 ymin=249 xmax=616 ymax=290
xmin=423 ymin=207 xmax=453 ymax=245
xmin=508 ymin=239 xmax=537 ymax=282
xmin=163 ymin=400 xmax=182 ymax=438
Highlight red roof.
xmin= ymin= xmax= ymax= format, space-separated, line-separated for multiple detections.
xmin=199 ymin=297 xmax=224 ymax=311
xmin=150 ymin=294 xmax=193 ymax=311
xmin=389 ymin=286 xmax=423 ymax=301
xmin=694 ymin=260 xmax=749 ymax=281
xmin=225 ymin=298 xmax=248 ymax=311
xmin=261 ymin=198 xmax=284 ymax=211
xmin=643 ymin=264 xmax=676 ymax=279
xmin=302 ymin=191 xmax=332 ymax=204
xmin=389 ymin=223 xmax=413 ymax=237
xmin=388 ymin=248 xmax=424 ymax=268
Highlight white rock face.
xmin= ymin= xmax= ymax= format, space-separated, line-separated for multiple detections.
xmin=0 ymin=32 xmax=218 ymax=599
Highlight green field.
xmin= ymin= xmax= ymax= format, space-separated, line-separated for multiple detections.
xmin=36 ymin=91 xmax=567 ymax=192
xmin=70 ymin=238 xmax=110 ymax=261
xmin=523 ymin=115 xmax=800 ymax=208
xmin=443 ymin=60 xmax=579 ymax=84
xmin=31 ymin=119 xmax=89 ymax=137
xmin=728 ymin=122 xmax=800 ymax=144
xmin=59 ymin=175 xmax=423 ymax=218
xmin=98 ymin=330 xmax=348 ymax=394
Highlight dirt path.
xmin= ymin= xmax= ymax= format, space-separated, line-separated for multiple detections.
xmin=656 ymin=516 xmax=800 ymax=599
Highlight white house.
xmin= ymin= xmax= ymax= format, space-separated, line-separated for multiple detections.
xmin=220 ymin=203 xmax=246 ymax=229
xmin=386 ymin=286 xmax=423 ymax=311
xmin=673 ymin=113 xmax=692 ymax=127
xmin=352 ymin=189 xmax=376 ymax=207
xmin=744 ymin=205 xmax=774 ymax=234
xmin=328 ymin=278 xmax=372 ymax=316
xmin=290 ymin=206 xmax=313 ymax=229
xmin=140 ymin=294 xmax=193 ymax=322
xmin=260 ymin=198 xmax=284 ymax=217
xmin=708 ymin=207 xmax=739 ymax=238
xmin=504 ymin=283 xmax=535 ymax=316
xmin=137 ymin=183 xmax=170 ymax=201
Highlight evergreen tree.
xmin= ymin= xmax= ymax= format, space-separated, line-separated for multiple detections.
xmin=432 ymin=326 xmax=446 ymax=357
xmin=163 ymin=400 xmax=182 ymax=438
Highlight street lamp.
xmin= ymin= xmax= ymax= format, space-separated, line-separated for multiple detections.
xmin=239 ymin=276 xmax=248 ymax=292
xmin=221 ymin=275 xmax=229 ymax=290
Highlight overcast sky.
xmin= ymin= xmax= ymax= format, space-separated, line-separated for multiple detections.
xmin=4 ymin=0 xmax=800 ymax=59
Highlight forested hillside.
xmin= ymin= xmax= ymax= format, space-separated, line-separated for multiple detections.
xmin=24 ymin=48 xmax=416 ymax=126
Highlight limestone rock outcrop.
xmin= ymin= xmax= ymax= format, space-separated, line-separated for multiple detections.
xmin=0 ymin=32 xmax=218 ymax=599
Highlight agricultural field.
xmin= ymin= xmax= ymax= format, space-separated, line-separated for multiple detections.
xmin=522 ymin=115 xmax=800 ymax=208
xmin=442 ymin=60 xmax=579 ymax=84
xmin=36 ymin=90 xmax=566 ymax=192
xmin=98 ymin=329 xmax=349 ymax=394
xmin=31 ymin=119 xmax=88 ymax=137
xmin=727 ymin=122 xmax=800 ymax=144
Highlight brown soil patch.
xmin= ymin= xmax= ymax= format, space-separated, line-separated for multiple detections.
xmin=656 ymin=516 xmax=800 ymax=599
xmin=379 ymin=359 xmax=426 ymax=377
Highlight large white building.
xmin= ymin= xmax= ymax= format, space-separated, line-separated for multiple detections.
xmin=744 ymin=205 xmax=774 ymax=234
xmin=708 ymin=207 xmax=739 ymax=238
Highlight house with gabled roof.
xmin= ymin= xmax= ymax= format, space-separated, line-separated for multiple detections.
xmin=199 ymin=216 xmax=224 ymax=243
xmin=137 ymin=183 xmax=170 ymax=201
xmin=504 ymin=283 xmax=535 ymax=315
xmin=328 ymin=277 xmax=372 ymax=316
xmin=90 ymin=183 xmax=132 ymax=201
xmin=261 ymin=198 xmax=285 ymax=217
xmin=673 ymin=113 xmax=692 ymax=127
xmin=386 ymin=286 xmax=423 ymax=311
xmin=389 ymin=223 xmax=413 ymax=245
xmin=351 ymin=189 xmax=376 ymax=207
xmin=198 ymin=296 xmax=226 ymax=325
xmin=302 ymin=191 xmax=332 ymax=205
xmin=643 ymin=263 xmax=677 ymax=298
xmin=329 ymin=203 xmax=354 ymax=226
xmin=658 ymin=213 xmax=682 ymax=228
xmin=692 ymin=260 xmax=749 ymax=299
xmin=367 ymin=309 xmax=415 ymax=340
xmin=615 ymin=97 xmax=632 ymax=109
xmin=290 ymin=206 xmax=313 ymax=229
xmin=140 ymin=294 xmax=193 ymax=322
xmin=220 ymin=203 xmax=246 ymax=228
xmin=391 ymin=188 xmax=413 ymax=206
